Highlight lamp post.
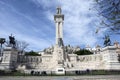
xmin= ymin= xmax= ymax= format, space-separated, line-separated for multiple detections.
xmin=0 ymin=38 xmax=5 ymax=56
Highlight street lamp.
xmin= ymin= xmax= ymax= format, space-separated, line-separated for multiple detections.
xmin=0 ymin=38 xmax=5 ymax=56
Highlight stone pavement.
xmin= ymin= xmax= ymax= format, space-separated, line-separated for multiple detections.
xmin=0 ymin=75 xmax=120 ymax=80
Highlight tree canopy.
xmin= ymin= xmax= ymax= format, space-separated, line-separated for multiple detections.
xmin=74 ymin=49 xmax=93 ymax=55
xmin=16 ymin=41 xmax=29 ymax=52
xmin=95 ymin=0 xmax=120 ymax=34
xmin=25 ymin=51 xmax=40 ymax=56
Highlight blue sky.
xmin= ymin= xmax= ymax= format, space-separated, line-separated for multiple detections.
xmin=0 ymin=0 xmax=119 ymax=51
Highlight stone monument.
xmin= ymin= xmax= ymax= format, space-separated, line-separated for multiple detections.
xmin=53 ymin=7 xmax=65 ymax=74
xmin=0 ymin=35 xmax=18 ymax=70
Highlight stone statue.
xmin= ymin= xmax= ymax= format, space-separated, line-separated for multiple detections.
xmin=9 ymin=35 xmax=16 ymax=48
xmin=58 ymin=38 xmax=64 ymax=47
xmin=57 ymin=7 xmax=61 ymax=14
xmin=103 ymin=35 xmax=111 ymax=47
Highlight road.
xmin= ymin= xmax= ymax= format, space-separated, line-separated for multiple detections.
xmin=0 ymin=75 xmax=120 ymax=80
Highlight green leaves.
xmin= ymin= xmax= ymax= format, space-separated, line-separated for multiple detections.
xmin=25 ymin=51 xmax=40 ymax=56
xmin=75 ymin=49 xmax=93 ymax=55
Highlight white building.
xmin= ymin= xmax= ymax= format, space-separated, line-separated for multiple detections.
xmin=0 ymin=7 xmax=120 ymax=74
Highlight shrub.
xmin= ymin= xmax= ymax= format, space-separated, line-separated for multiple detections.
xmin=75 ymin=49 xmax=93 ymax=55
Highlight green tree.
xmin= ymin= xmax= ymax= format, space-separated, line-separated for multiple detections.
xmin=25 ymin=51 xmax=40 ymax=56
xmin=75 ymin=49 xmax=93 ymax=55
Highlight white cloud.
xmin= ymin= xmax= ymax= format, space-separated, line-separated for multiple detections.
xmin=0 ymin=0 xmax=107 ymax=51
xmin=17 ymin=35 xmax=53 ymax=51
xmin=59 ymin=0 xmax=105 ymax=47
xmin=31 ymin=0 xmax=106 ymax=48
xmin=0 ymin=30 xmax=53 ymax=51
xmin=32 ymin=0 xmax=58 ymax=8
xmin=0 ymin=1 xmax=54 ymax=51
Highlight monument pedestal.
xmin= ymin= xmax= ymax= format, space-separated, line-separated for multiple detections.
xmin=55 ymin=67 xmax=65 ymax=75
xmin=0 ymin=47 xmax=18 ymax=70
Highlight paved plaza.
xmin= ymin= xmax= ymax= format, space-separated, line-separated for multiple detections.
xmin=0 ymin=75 xmax=120 ymax=80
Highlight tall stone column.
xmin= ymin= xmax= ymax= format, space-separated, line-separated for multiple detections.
xmin=60 ymin=22 xmax=63 ymax=39
xmin=55 ymin=22 xmax=59 ymax=44
xmin=54 ymin=7 xmax=64 ymax=46
xmin=52 ymin=7 xmax=66 ymax=72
